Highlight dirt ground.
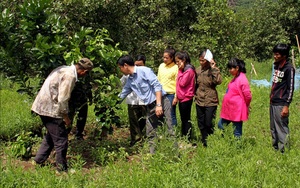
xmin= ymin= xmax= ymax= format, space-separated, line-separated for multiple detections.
xmin=1 ymin=126 xmax=140 ymax=172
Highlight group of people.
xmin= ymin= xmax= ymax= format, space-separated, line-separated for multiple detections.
xmin=31 ymin=43 xmax=295 ymax=173
xmin=119 ymin=48 xmax=252 ymax=150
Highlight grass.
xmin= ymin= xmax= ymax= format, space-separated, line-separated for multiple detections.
xmin=1 ymin=60 xmax=300 ymax=187
xmin=0 ymin=75 xmax=40 ymax=140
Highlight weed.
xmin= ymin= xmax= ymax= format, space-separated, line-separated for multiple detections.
xmin=10 ymin=131 xmax=39 ymax=159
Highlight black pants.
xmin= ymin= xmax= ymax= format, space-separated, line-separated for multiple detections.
xmin=127 ymin=104 xmax=146 ymax=142
xmin=178 ymin=99 xmax=193 ymax=141
xmin=196 ymin=105 xmax=217 ymax=146
xmin=34 ymin=115 xmax=68 ymax=171
xmin=68 ymin=101 xmax=88 ymax=137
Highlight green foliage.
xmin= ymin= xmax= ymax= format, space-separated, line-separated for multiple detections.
xmin=237 ymin=0 xmax=289 ymax=60
xmin=1 ymin=59 xmax=300 ymax=186
xmin=0 ymin=0 xmax=68 ymax=96
xmin=0 ymin=75 xmax=41 ymax=140
xmin=0 ymin=0 xmax=126 ymax=132
xmin=10 ymin=131 xmax=39 ymax=159
xmin=93 ymin=74 xmax=122 ymax=131
xmin=276 ymin=0 xmax=300 ymax=47
xmin=1 ymin=0 xmax=300 ymax=185
xmin=190 ymin=0 xmax=239 ymax=70
xmin=68 ymin=155 xmax=87 ymax=170
xmin=2 ymin=0 xmax=300 ymax=78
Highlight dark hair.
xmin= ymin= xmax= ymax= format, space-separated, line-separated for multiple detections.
xmin=164 ymin=47 xmax=176 ymax=62
xmin=227 ymin=58 xmax=246 ymax=73
xmin=175 ymin=51 xmax=191 ymax=64
xmin=116 ymin=55 xmax=134 ymax=66
xmin=199 ymin=49 xmax=206 ymax=58
xmin=272 ymin=43 xmax=290 ymax=58
xmin=198 ymin=49 xmax=210 ymax=63
xmin=136 ymin=54 xmax=146 ymax=65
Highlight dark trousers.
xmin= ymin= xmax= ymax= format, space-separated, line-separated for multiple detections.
xmin=179 ymin=99 xmax=193 ymax=140
xmin=196 ymin=105 xmax=217 ymax=146
xmin=128 ymin=104 xmax=146 ymax=141
xmin=68 ymin=101 xmax=88 ymax=137
xmin=34 ymin=115 xmax=68 ymax=171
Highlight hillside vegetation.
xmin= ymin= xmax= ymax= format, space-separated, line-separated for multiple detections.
xmin=1 ymin=61 xmax=300 ymax=187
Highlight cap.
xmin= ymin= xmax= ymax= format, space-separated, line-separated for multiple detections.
xmin=78 ymin=58 xmax=94 ymax=71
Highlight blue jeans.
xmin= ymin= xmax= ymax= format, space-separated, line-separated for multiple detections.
xmin=218 ymin=118 xmax=243 ymax=137
xmin=166 ymin=94 xmax=177 ymax=126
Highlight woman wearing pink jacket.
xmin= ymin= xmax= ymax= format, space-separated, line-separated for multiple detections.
xmin=174 ymin=51 xmax=196 ymax=141
xmin=218 ymin=58 xmax=252 ymax=137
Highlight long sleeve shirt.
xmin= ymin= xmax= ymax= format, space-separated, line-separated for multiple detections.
xmin=220 ymin=72 xmax=252 ymax=121
xmin=157 ymin=62 xmax=178 ymax=94
xmin=176 ymin=65 xmax=196 ymax=102
xmin=120 ymin=75 xmax=145 ymax=105
xmin=31 ymin=65 xmax=77 ymax=118
xmin=195 ymin=66 xmax=222 ymax=107
xmin=270 ymin=60 xmax=295 ymax=106
xmin=119 ymin=66 xmax=165 ymax=105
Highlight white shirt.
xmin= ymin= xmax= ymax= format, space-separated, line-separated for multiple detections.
xmin=31 ymin=65 xmax=76 ymax=118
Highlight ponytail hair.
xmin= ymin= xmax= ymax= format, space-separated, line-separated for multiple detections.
xmin=175 ymin=51 xmax=191 ymax=64
xmin=164 ymin=47 xmax=176 ymax=62
xmin=227 ymin=58 xmax=246 ymax=73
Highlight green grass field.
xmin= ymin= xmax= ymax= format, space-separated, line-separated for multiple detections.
xmin=1 ymin=60 xmax=300 ymax=187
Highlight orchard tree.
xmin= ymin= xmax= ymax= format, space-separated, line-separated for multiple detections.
xmin=189 ymin=0 xmax=241 ymax=71
xmin=276 ymin=0 xmax=300 ymax=48
xmin=240 ymin=0 xmax=289 ymax=60
xmin=0 ymin=0 xmax=125 ymax=135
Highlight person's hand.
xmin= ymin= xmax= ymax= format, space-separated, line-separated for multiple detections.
xmin=179 ymin=63 xmax=184 ymax=70
xmin=63 ymin=115 xmax=71 ymax=128
xmin=172 ymin=97 xmax=178 ymax=106
xmin=210 ymin=59 xmax=216 ymax=68
xmin=155 ymin=106 xmax=163 ymax=117
xmin=116 ymin=99 xmax=123 ymax=105
xmin=281 ymin=106 xmax=289 ymax=117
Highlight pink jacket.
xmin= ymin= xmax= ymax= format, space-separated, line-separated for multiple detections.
xmin=176 ymin=67 xmax=196 ymax=102
xmin=220 ymin=73 xmax=252 ymax=121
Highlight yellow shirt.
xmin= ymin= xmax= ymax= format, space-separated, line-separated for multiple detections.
xmin=157 ymin=62 xmax=178 ymax=94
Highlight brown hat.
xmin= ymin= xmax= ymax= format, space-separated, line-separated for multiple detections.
xmin=78 ymin=58 xmax=94 ymax=71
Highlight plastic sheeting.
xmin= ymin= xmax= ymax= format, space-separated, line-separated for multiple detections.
xmin=251 ymin=68 xmax=300 ymax=90
xmin=251 ymin=79 xmax=272 ymax=87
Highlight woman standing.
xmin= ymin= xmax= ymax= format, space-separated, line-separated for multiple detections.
xmin=174 ymin=51 xmax=196 ymax=141
xmin=157 ymin=47 xmax=178 ymax=126
xmin=218 ymin=58 xmax=252 ymax=138
xmin=195 ymin=49 xmax=222 ymax=147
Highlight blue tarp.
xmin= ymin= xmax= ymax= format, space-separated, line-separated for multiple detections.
xmin=295 ymin=73 xmax=300 ymax=90
xmin=251 ymin=79 xmax=272 ymax=87
xmin=251 ymin=68 xmax=300 ymax=90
